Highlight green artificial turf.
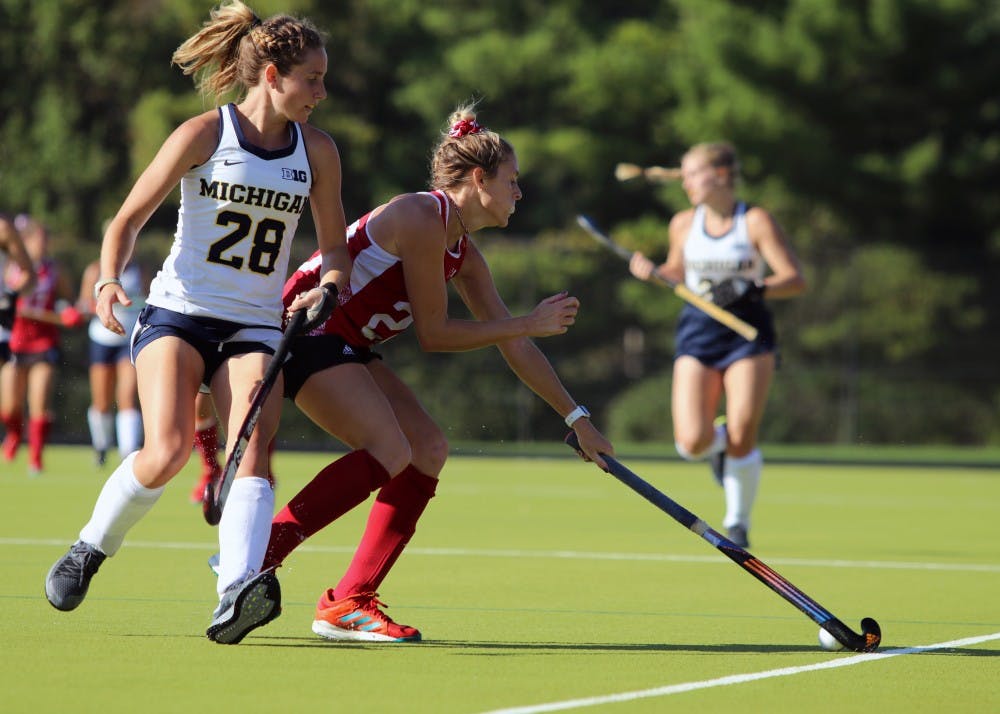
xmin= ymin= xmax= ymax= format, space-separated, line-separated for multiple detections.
xmin=2 ymin=445 xmax=998 ymax=713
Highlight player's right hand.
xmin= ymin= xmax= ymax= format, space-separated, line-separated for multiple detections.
xmin=96 ymin=284 xmax=130 ymax=335
xmin=528 ymin=292 xmax=578 ymax=336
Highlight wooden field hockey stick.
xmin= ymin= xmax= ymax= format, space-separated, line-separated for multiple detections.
xmin=565 ymin=432 xmax=882 ymax=653
xmin=575 ymin=215 xmax=759 ymax=341
xmin=203 ymin=309 xmax=306 ymax=526
xmin=614 ymin=163 xmax=682 ymax=183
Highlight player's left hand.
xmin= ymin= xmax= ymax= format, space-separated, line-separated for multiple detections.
xmin=706 ymin=277 xmax=763 ymax=308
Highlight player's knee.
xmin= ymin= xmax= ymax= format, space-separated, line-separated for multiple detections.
xmin=411 ymin=429 xmax=448 ymax=476
xmin=135 ymin=445 xmax=189 ymax=486
xmin=675 ymin=435 xmax=709 ymax=461
xmin=726 ymin=430 xmax=758 ymax=457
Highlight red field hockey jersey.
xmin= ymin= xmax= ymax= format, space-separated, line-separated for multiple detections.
xmin=283 ymin=190 xmax=468 ymax=347
xmin=10 ymin=258 xmax=59 ymax=353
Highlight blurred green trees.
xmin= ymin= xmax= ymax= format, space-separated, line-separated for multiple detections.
xmin=1 ymin=0 xmax=997 ymax=445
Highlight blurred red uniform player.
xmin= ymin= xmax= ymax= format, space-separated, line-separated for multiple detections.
xmin=1 ymin=215 xmax=83 ymax=474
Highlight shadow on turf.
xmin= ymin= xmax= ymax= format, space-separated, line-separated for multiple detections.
xmin=240 ymin=637 xmax=1000 ymax=656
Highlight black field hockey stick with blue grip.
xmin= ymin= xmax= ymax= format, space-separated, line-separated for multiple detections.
xmin=565 ymin=432 xmax=881 ymax=652
xmin=203 ymin=309 xmax=307 ymax=526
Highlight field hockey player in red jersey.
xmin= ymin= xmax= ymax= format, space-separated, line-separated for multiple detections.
xmin=1 ymin=215 xmax=83 ymax=475
xmin=257 ymin=103 xmax=614 ymax=642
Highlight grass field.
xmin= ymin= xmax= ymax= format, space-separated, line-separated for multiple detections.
xmin=2 ymin=444 xmax=998 ymax=713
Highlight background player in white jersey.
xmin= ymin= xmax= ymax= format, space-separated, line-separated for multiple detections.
xmin=249 ymin=104 xmax=614 ymax=642
xmin=44 ymin=0 xmax=349 ymax=646
xmin=628 ymin=142 xmax=806 ymax=547
xmin=0 ymin=213 xmax=36 ymax=364
xmin=78 ymin=256 xmax=147 ymax=466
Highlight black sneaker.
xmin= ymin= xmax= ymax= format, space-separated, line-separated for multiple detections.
xmin=726 ymin=525 xmax=750 ymax=549
xmin=45 ymin=541 xmax=107 ymax=611
xmin=206 ymin=571 xmax=281 ymax=645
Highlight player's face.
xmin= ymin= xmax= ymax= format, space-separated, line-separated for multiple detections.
xmin=680 ymin=154 xmax=724 ymax=205
xmin=277 ymin=47 xmax=328 ymax=123
xmin=480 ymin=155 xmax=522 ymax=228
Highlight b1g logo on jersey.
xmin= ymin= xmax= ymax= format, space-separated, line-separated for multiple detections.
xmin=281 ymin=168 xmax=308 ymax=183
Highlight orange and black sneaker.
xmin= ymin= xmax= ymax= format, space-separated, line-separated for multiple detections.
xmin=311 ymin=590 xmax=421 ymax=642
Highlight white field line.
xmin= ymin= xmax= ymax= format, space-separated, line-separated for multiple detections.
xmin=477 ymin=631 xmax=1000 ymax=714
xmin=3 ymin=537 xmax=999 ymax=573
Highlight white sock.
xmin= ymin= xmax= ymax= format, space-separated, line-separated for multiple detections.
xmin=675 ymin=423 xmax=727 ymax=461
xmin=722 ymin=449 xmax=763 ymax=529
xmin=79 ymin=452 xmax=164 ymax=556
xmin=216 ymin=477 xmax=275 ymax=597
xmin=116 ymin=408 xmax=143 ymax=456
xmin=87 ymin=407 xmax=114 ymax=452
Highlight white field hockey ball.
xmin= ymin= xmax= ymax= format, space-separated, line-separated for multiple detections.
xmin=818 ymin=627 xmax=846 ymax=651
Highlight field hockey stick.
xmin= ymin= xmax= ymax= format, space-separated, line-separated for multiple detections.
xmin=614 ymin=163 xmax=682 ymax=183
xmin=575 ymin=215 xmax=759 ymax=341
xmin=565 ymin=432 xmax=882 ymax=652
xmin=203 ymin=309 xmax=306 ymax=526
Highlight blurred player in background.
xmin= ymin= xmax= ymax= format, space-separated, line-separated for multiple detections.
xmin=0 ymin=213 xmax=37 ymax=365
xmin=1 ymin=214 xmax=84 ymax=475
xmin=43 ymin=0 xmax=349 ymax=647
xmin=78 ymin=255 xmax=147 ymax=467
xmin=256 ymin=104 xmax=614 ymax=643
xmin=628 ymin=142 xmax=806 ymax=547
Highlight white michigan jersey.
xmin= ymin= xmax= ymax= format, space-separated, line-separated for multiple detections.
xmin=147 ymin=103 xmax=312 ymax=327
xmin=683 ymin=202 xmax=764 ymax=292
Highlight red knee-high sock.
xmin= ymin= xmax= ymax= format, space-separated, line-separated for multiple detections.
xmin=28 ymin=416 xmax=51 ymax=470
xmin=193 ymin=422 xmax=220 ymax=474
xmin=333 ymin=465 xmax=438 ymax=600
xmin=2 ymin=413 xmax=23 ymax=460
xmin=264 ymin=450 xmax=391 ymax=570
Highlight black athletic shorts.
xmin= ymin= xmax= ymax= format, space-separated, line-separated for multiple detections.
xmin=131 ymin=304 xmax=281 ymax=389
xmin=283 ymin=333 xmax=380 ymax=400
xmin=674 ymin=298 xmax=777 ymax=370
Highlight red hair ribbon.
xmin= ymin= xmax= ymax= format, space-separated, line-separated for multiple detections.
xmin=448 ymin=119 xmax=483 ymax=138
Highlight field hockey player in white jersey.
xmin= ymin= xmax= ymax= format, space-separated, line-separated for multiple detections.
xmin=628 ymin=142 xmax=806 ymax=548
xmin=44 ymin=0 xmax=349 ymax=646
xmin=249 ymin=104 xmax=615 ymax=642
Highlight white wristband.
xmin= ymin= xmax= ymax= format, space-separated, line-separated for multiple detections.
xmin=93 ymin=277 xmax=122 ymax=300
xmin=564 ymin=405 xmax=591 ymax=428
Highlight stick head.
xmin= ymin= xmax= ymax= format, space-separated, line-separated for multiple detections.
xmin=202 ymin=481 xmax=222 ymax=526
xmin=821 ymin=616 xmax=882 ymax=652
xmin=614 ymin=163 xmax=643 ymax=181
xmin=859 ymin=617 xmax=882 ymax=652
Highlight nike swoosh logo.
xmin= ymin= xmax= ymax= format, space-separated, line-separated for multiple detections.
xmin=224 ymin=159 xmax=245 ymax=166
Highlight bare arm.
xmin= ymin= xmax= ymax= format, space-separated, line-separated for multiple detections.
xmin=77 ymin=261 xmax=101 ymax=314
xmin=746 ymin=207 xmax=806 ymax=299
xmin=287 ymin=126 xmax=351 ymax=317
xmin=96 ymin=111 xmax=219 ymax=334
xmin=0 ymin=217 xmax=37 ymax=294
xmin=453 ymin=249 xmax=614 ymax=468
xmin=628 ymin=210 xmax=692 ymax=285
xmin=392 ymin=199 xmax=577 ymax=352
